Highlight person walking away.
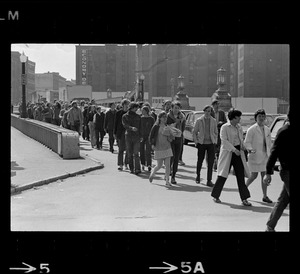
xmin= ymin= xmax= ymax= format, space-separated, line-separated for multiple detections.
xmin=104 ymin=102 xmax=116 ymax=153
xmin=149 ymin=111 xmax=174 ymax=187
xmin=60 ymin=103 xmax=70 ymax=129
xmin=122 ymin=102 xmax=142 ymax=175
xmin=244 ymin=109 xmax=273 ymax=203
xmin=140 ymin=106 xmax=155 ymax=172
xmin=211 ymin=99 xmax=227 ymax=171
xmin=52 ymin=101 xmax=61 ymax=126
xmin=211 ymin=108 xmax=252 ymax=206
xmin=93 ymin=106 xmax=106 ymax=150
xmin=114 ymin=99 xmax=130 ymax=171
xmin=166 ymin=101 xmax=186 ymax=184
xmin=82 ymin=104 xmax=90 ymax=140
xmin=88 ymin=105 xmax=97 ymax=148
xmin=263 ymin=109 xmax=290 ymax=232
xmin=43 ymin=102 xmax=53 ymax=123
xmin=67 ymin=101 xmax=83 ymax=135
xmin=193 ymin=105 xmax=218 ymax=187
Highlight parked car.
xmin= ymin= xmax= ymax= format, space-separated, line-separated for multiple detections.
xmin=269 ymin=115 xmax=288 ymax=145
xmin=183 ymin=110 xmax=204 ymax=144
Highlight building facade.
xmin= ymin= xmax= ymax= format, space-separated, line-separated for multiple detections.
xmin=75 ymin=44 xmax=289 ymax=105
xmin=11 ymin=51 xmax=36 ymax=105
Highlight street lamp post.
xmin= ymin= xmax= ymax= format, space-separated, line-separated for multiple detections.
xmin=174 ymin=74 xmax=190 ymax=109
xmin=137 ymin=73 xmax=145 ymax=102
xmin=20 ymin=52 xmax=27 ymax=118
xmin=211 ymin=67 xmax=232 ymax=112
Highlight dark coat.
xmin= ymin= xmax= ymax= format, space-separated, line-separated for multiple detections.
xmin=93 ymin=112 xmax=105 ymax=132
xmin=104 ymin=109 xmax=116 ymax=132
xmin=149 ymin=124 xmax=159 ymax=146
xmin=140 ymin=116 xmax=155 ymax=139
xmin=114 ymin=109 xmax=127 ymax=139
xmin=122 ymin=110 xmax=141 ymax=139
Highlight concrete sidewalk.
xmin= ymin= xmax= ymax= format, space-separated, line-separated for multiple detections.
xmin=10 ymin=126 xmax=104 ymax=194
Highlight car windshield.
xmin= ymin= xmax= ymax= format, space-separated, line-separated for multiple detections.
xmin=271 ymin=119 xmax=285 ymax=139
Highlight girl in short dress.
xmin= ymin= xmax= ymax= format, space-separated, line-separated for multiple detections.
xmin=244 ymin=109 xmax=273 ymax=203
xmin=148 ymin=111 xmax=174 ymax=187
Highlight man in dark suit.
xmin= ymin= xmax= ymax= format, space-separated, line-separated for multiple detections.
xmin=114 ymin=99 xmax=130 ymax=171
xmin=211 ymin=99 xmax=227 ymax=171
xmin=104 ymin=102 xmax=116 ymax=153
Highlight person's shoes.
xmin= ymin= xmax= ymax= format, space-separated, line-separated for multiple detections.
xmin=165 ymin=182 xmax=172 ymax=187
xmin=213 ymin=197 xmax=221 ymax=203
xmin=195 ymin=176 xmax=200 ymax=184
xmin=125 ymin=165 xmax=129 ymax=170
xmin=265 ymin=225 xmax=276 ymax=232
xmin=130 ymin=170 xmax=134 ymax=174
xmin=141 ymin=165 xmax=145 ymax=171
xmin=148 ymin=166 xmax=152 ymax=172
xmin=149 ymin=175 xmax=153 ymax=183
xmin=171 ymin=177 xmax=177 ymax=184
xmin=135 ymin=170 xmax=141 ymax=175
xmin=242 ymin=199 xmax=252 ymax=206
xmin=263 ymin=196 xmax=273 ymax=203
xmin=179 ymin=160 xmax=185 ymax=166
xmin=206 ymin=180 xmax=214 ymax=187
xmin=117 ymin=166 xmax=123 ymax=171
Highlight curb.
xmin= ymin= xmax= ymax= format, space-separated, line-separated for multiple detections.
xmin=11 ymin=163 xmax=104 ymax=195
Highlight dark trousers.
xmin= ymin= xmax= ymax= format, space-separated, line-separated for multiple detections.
xmin=211 ymin=146 xmax=250 ymax=201
xmin=170 ymin=137 xmax=182 ymax=178
xmin=125 ymin=135 xmax=141 ymax=172
xmin=82 ymin=124 xmax=90 ymax=140
xmin=117 ymin=134 xmax=128 ymax=166
xmin=71 ymin=123 xmax=81 ymax=135
xmin=107 ymin=130 xmax=115 ymax=151
xmin=267 ymin=170 xmax=289 ymax=229
xmin=95 ymin=129 xmax=105 ymax=149
xmin=196 ymin=143 xmax=215 ymax=181
xmin=179 ymin=137 xmax=184 ymax=161
xmin=140 ymin=138 xmax=152 ymax=167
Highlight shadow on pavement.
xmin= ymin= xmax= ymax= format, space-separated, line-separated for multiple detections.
xmin=166 ymin=183 xmax=212 ymax=193
xmin=218 ymin=201 xmax=289 ymax=216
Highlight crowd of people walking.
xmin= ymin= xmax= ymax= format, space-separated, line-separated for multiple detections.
xmin=14 ymin=98 xmax=290 ymax=232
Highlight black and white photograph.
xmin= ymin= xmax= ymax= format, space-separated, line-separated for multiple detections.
xmin=5 ymin=1 xmax=294 ymax=274
xmin=10 ymin=43 xmax=290 ymax=232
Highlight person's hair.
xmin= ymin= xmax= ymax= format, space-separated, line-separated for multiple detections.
xmin=254 ymin=109 xmax=266 ymax=121
xmin=171 ymin=101 xmax=182 ymax=109
xmin=227 ymin=108 xmax=242 ymax=120
xmin=96 ymin=106 xmax=101 ymax=111
xmin=121 ymin=99 xmax=130 ymax=106
xmin=141 ymin=105 xmax=150 ymax=115
xmin=109 ymin=102 xmax=115 ymax=108
xmin=155 ymin=111 xmax=167 ymax=125
xmin=128 ymin=102 xmax=139 ymax=110
xmin=203 ymin=105 xmax=212 ymax=112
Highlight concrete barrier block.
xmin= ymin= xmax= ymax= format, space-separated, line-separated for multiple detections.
xmin=61 ymin=132 xmax=80 ymax=159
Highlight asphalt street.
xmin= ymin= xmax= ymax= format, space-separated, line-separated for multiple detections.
xmin=10 ymin=129 xmax=289 ymax=232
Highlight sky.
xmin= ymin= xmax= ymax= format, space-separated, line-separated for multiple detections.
xmin=11 ymin=44 xmax=76 ymax=80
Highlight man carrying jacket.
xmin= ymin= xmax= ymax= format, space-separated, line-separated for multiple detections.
xmin=104 ymin=102 xmax=116 ymax=153
xmin=122 ymin=102 xmax=142 ymax=175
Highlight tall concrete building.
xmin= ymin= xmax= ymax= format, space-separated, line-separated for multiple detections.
xmin=235 ymin=44 xmax=289 ymax=101
xmin=11 ymin=51 xmax=35 ymax=105
xmin=75 ymin=44 xmax=289 ymax=104
xmin=76 ymin=44 xmax=231 ymax=98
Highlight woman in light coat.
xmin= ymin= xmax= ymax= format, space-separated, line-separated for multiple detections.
xmin=211 ymin=109 xmax=252 ymax=206
xmin=244 ymin=109 xmax=273 ymax=203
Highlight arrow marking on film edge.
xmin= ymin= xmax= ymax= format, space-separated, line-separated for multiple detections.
xmin=149 ymin=261 xmax=178 ymax=273
xmin=9 ymin=262 xmax=36 ymax=273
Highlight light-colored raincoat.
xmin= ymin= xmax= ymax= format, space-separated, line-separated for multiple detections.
xmin=217 ymin=121 xmax=250 ymax=178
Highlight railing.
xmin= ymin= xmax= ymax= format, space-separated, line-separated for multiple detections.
xmin=11 ymin=114 xmax=80 ymax=159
